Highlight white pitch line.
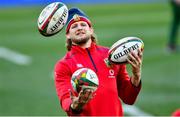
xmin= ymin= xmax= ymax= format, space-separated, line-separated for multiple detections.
xmin=0 ymin=47 xmax=32 ymax=65
xmin=123 ymin=105 xmax=154 ymax=116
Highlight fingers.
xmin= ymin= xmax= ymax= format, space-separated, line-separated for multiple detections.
xmin=127 ymin=53 xmax=139 ymax=67
xmin=69 ymin=89 xmax=74 ymax=100
xmin=138 ymin=48 xmax=143 ymax=59
xmin=69 ymin=89 xmax=77 ymax=97
xmin=127 ymin=49 xmax=143 ymax=81
xmin=127 ymin=49 xmax=143 ymax=67
xmin=70 ymin=87 xmax=96 ymax=111
xmin=78 ymin=88 xmax=94 ymax=104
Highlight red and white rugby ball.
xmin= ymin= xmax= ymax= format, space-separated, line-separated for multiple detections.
xmin=37 ymin=2 xmax=68 ymax=37
xmin=108 ymin=37 xmax=144 ymax=64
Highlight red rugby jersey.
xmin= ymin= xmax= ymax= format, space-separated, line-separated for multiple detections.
xmin=54 ymin=42 xmax=141 ymax=116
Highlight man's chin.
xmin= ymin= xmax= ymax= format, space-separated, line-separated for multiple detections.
xmin=73 ymin=37 xmax=89 ymax=45
xmin=75 ymin=39 xmax=88 ymax=45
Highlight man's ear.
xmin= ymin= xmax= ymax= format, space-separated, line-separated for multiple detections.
xmin=90 ymin=27 xmax=94 ymax=34
xmin=66 ymin=33 xmax=70 ymax=39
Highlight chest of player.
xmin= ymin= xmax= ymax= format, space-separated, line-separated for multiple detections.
xmin=68 ymin=50 xmax=120 ymax=92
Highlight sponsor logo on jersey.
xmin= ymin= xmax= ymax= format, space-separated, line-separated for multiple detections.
xmin=76 ymin=64 xmax=83 ymax=68
xmin=108 ymin=69 xmax=115 ymax=78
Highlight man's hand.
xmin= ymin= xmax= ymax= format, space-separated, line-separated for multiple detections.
xmin=70 ymin=88 xmax=94 ymax=111
xmin=127 ymin=49 xmax=143 ymax=87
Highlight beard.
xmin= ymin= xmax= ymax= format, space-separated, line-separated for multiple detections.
xmin=71 ymin=30 xmax=92 ymax=45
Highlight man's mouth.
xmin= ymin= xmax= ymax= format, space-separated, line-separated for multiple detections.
xmin=76 ymin=31 xmax=85 ymax=35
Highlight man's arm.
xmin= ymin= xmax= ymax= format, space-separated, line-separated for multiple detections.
xmin=55 ymin=61 xmax=74 ymax=114
xmin=55 ymin=61 xmax=95 ymax=115
xmin=116 ymin=49 xmax=143 ymax=105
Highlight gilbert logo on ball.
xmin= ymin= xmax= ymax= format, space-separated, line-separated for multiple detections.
xmin=37 ymin=2 xmax=68 ymax=37
xmin=108 ymin=37 xmax=144 ymax=64
xmin=71 ymin=68 xmax=99 ymax=93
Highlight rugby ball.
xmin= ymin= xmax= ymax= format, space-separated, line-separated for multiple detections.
xmin=71 ymin=68 xmax=99 ymax=93
xmin=108 ymin=37 xmax=144 ymax=64
xmin=37 ymin=2 xmax=68 ymax=37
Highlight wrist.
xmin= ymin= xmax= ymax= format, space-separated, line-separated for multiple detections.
xmin=70 ymin=102 xmax=84 ymax=111
xmin=70 ymin=103 xmax=76 ymax=110
xmin=70 ymin=103 xmax=83 ymax=114
xmin=131 ymin=76 xmax=141 ymax=87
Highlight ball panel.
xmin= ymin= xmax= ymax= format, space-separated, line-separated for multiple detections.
xmin=40 ymin=5 xmax=58 ymax=32
xmin=47 ymin=4 xmax=68 ymax=34
xmin=38 ymin=2 xmax=59 ymax=30
xmin=86 ymin=69 xmax=99 ymax=86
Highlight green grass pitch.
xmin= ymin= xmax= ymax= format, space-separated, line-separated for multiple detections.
xmin=0 ymin=3 xmax=180 ymax=116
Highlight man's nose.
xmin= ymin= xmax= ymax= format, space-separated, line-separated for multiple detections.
xmin=77 ymin=24 xmax=83 ymax=29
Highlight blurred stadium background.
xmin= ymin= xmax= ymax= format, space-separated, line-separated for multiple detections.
xmin=0 ymin=0 xmax=180 ymax=116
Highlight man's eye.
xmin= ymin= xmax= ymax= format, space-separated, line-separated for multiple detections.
xmin=71 ymin=24 xmax=77 ymax=29
xmin=81 ymin=23 xmax=87 ymax=26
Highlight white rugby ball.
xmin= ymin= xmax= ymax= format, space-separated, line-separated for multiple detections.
xmin=108 ymin=37 xmax=144 ymax=64
xmin=37 ymin=2 xmax=68 ymax=37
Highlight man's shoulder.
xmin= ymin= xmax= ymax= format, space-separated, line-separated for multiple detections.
xmin=59 ymin=51 xmax=75 ymax=62
xmin=96 ymin=45 xmax=109 ymax=52
xmin=55 ymin=52 xmax=73 ymax=68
